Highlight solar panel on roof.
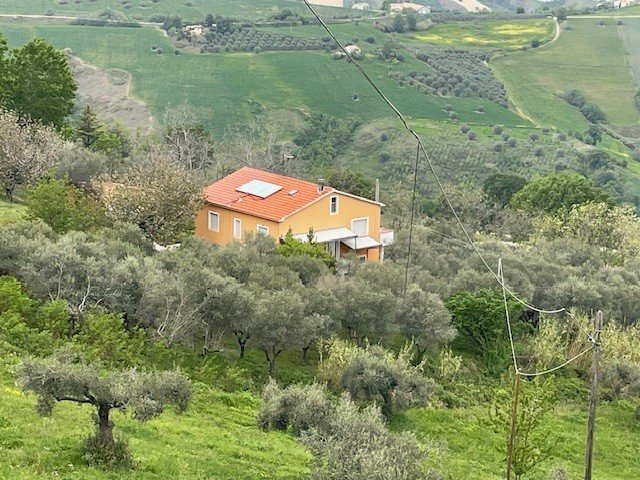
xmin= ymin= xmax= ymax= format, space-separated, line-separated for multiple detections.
xmin=236 ymin=179 xmax=283 ymax=198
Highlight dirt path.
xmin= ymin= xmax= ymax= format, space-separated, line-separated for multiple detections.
xmin=485 ymin=17 xmax=561 ymax=127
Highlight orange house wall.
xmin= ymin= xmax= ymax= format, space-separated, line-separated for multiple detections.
xmin=195 ymin=205 xmax=281 ymax=245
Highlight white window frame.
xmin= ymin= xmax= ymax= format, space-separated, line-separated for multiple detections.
xmin=233 ymin=218 xmax=242 ymax=239
xmin=351 ymin=217 xmax=369 ymax=236
xmin=257 ymin=224 xmax=269 ymax=236
xmin=208 ymin=211 xmax=220 ymax=232
xmin=329 ymin=195 xmax=339 ymax=215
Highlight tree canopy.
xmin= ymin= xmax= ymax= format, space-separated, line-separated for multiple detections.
xmin=510 ymin=173 xmax=611 ymax=215
xmin=2 ymin=39 xmax=76 ymax=128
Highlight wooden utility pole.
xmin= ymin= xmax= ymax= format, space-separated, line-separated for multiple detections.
xmin=506 ymin=372 xmax=522 ymax=480
xmin=584 ymin=310 xmax=603 ymax=480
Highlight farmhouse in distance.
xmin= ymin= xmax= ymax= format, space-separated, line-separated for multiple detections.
xmin=196 ymin=167 xmax=394 ymax=262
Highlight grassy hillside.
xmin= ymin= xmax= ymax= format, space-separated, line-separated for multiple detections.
xmin=0 ymin=21 xmax=528 ymax=134
xmin=0 ymin=0 xmax=361 ymax=21
xmin=0 ymin=356 xmax=310 ymax=480
xmin=408 ymin=18 xmax=556 ymax=49
xmin=391 ymin=401 xmax=640 ymax=480
xmin=0 ymin=198 xmax=26 ymax=225
xmin=492 ymin=18 xmax=639 ymax=129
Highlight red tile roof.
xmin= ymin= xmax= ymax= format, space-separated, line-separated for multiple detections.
xmin=203 ymin=167 xmax=335 ymax=222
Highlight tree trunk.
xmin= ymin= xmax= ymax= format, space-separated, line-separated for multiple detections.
xmin=239 ymin=340 xmax=246 ymax=358
xmin=301 ymin=345 xmax=310 ymax=364
xmin=5 ymin=187 xmax=13 ymax=203
xmin=268 ymin=356 xmax=276 ymax=375
xmin=97 ymin=405 xmax=114 ymax=448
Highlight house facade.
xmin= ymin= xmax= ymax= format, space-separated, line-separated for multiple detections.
xmin=195 ymin=167 xmax=394 ymax=262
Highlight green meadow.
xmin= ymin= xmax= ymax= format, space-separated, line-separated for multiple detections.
xmin=0 ymin=21 xmax=528 ymax=134
xmin=492 ymin=18 xmax=639 ymax=129
xmin=0 ymin=0 xmax=359 ymax=21
xmin=408 ymin=19 xmax=556 ymax=49
xmin=392 ymin=401 xmax=640 ymax=480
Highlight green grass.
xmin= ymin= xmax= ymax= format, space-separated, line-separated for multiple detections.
xmin=391 ymin=401 xmax=640 ymax=480
xmin=492 ymin=18 xmax=639 ymax=129
xmin=406 ymin=19 xmax=556 ymax=49
xmin=0 ymin=353 xmax=309 ymax=479
xmin=0 ymin=0 xmax=362 ymax=22
xmin=0 ymin=21 xmax=528 ymax=134
xmin=0 ymin=197 xmax=26 ymax=225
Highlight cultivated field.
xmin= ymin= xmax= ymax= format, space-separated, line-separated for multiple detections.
xmin=0 ymin=20 xmax=527 ymax=134
xmin=0 ymin=0 xmax=360 ymax=21
xmin=409 ymin=19 xmax=556 ymax=49
xmin=492 ymin=18 xmax=639 ymax=129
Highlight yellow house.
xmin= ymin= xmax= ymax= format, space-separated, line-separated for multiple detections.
xmin=195 ymin=167 xmax=394 ymax=262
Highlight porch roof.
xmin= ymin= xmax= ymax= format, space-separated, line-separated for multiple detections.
xmin=342 ymin=236 xmax=381 ymax=250
xmin=293 ymin=227 xmax=357 ymax=244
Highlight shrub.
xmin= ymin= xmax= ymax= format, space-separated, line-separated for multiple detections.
xmin=380 ymin=152 xmax=391 ymax=163
xmin=533 ymin=147 xmax=543 ymax=157
xmin=319 ymin=341 xmax=435 ymax=417
xmin=531 ymin=39 xmax=541 ymax=48
xmin=302 ymin=395 xmax=428 ymax=480
xmin=460 ymin=124 xmax=470 ymax=134
xmin=493 ymin=125 xmax=503 ymax=135
xmin=443 ymin=104 xmax=453 ymax=111
xmin=493 ymin=142 xmax=503 ymax=152
xmin=467 ymin=131 xmax=477 ymax=140
xmin=380 ymin=132 xmax=389 ymax=142
xmin=257 ymin=380 xmax=333 ymax=435
xmin=529 ymin=133 xmax=539 ymax=141
xmin=365 ymin=35 xmax=375 ymax=43
xmin=508 ymin=138 xmax=517 ymax=147
xmin=449 ymin=111 xmax=457 ymax=120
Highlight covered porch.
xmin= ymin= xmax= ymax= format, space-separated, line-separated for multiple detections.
xmin=292 ymin=226 xmax=393 ymax=262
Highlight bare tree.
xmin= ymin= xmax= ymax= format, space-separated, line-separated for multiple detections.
xmin=0 ymin=110 xmax=65 ymax=201
xmin=163 ymin=102 xmax=215 ymax=170
xmin=99 ymin=153 xmax=203 ymax=244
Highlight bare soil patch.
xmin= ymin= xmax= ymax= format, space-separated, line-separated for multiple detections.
xmin=67 ymin=53 xmax=154 ymax=133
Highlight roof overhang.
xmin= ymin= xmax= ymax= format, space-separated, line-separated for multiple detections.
xmin=293 ymin=227 xmax=357 ymax=244
xmin=342 ymin=236 xmax=381 ymax=250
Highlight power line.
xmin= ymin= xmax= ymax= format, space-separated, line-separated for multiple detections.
xmin=302 ymin=0 xmax=569 ymax=316
xmin=499 ymin=258 xmax=595 ymax=377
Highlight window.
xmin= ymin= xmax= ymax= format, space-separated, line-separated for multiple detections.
xmin=257 ymin=224 xmax=269 ymax=236
xmin=329 ymin=195 xmax=339 ymax=215
xmin=233 ymin=218 xmax=242 ymax=239
xmin=357 ymin=254 xmax=367 ymax=262
xmin=351 ymin=217 xmax=369 ymax=236
xmin=208 ymin=211 xmax=219 ymax=232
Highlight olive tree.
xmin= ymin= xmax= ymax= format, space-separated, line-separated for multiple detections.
xmin=17 ymin=352 xmax=191 ymax=466
xmin=253 ymin=290 xmax=305 ymax=374
xmin=397 ymin=285 xmax=456 ymax=361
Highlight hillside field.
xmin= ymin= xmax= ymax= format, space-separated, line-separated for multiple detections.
xmin=408 ymin=18 xmax=556 ymax=49
xmin=491 ymin=18 xmax=640 ymax=129
xmin=0 ymin=20 xmax=528 ymax=134
xmin=0 ymin=0 xmax=361 ymax=21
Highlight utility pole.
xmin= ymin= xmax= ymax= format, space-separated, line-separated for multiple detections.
xmin=506 ymin=371 xmax=521 ymax=480
xmin=584 ymin=310 xmax=603 ymax=480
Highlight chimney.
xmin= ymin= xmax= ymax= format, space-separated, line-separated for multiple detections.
xmin=317 ymin=178 xmax=326 ymax=194
xmin=375 ymin=179 xmax=380 ymax=203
